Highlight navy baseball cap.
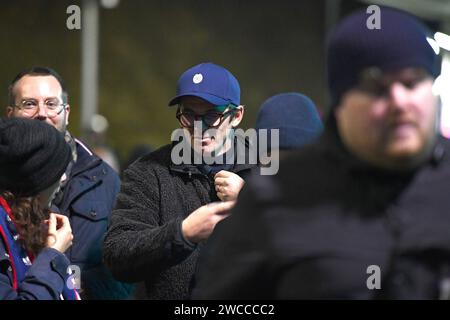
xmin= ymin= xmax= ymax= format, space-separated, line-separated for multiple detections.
xmin=168 ymin=62 xmax=241 ymax=106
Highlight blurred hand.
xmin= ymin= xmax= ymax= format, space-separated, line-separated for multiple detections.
xmin=45 ymin=213 xmax=73 ymax=253
xmin=182 ymin=201 xmax=236 ymax=243
xmin=214 ymin=170 xmax=245 ymax=201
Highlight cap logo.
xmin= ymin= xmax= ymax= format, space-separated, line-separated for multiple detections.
xmin=193 ymin=73 xmax=203 ymax=84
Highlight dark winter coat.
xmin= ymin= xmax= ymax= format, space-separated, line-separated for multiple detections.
xmin=103 ymin=142 xmax=256 ymax=299
xmin=0 ymin=197 xmax=80 ymax=300
xmin=53 ymin=139 xmax=132 ymax=299
xmin=193 ymin=126 xmax=450 ymax=299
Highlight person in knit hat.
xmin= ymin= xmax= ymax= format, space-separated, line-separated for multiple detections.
xmin=0 ymin=117 xmax=79 ymax=299
xmin=5 ymin=66 xmax=131 ymax=299
xmin=0 ymin=117 xmax=71 ymax=199
xmin=193 ymin=7 xmax=450 ymax=299
xmin=255 ymin=92 xmax=323 ymax=153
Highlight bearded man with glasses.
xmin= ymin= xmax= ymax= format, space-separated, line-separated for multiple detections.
xmin=5 ymin=66 xmax=133 ymax=300
xmin=104 ymin=62 xmax=257 ymax=300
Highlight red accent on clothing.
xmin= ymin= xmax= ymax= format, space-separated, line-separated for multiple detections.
xmin=0 ymin=223 xmax=18 ymax=290
xmin=0 ymin=196 xmax=36 ymax=262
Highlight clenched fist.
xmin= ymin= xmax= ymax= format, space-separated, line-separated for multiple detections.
xmin=214 ymin=170 xmax=245 ymax=201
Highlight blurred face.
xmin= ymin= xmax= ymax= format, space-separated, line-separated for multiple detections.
xmin=335 ymin=68 xmax=439 ymax=170
xmin=6 ymin=75 xmax=70 ymax=133
xmin=177 ymin=96 xmax=244 ymax=156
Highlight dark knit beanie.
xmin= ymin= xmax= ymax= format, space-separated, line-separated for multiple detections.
xmin=256 ymin=93 xmax=324 ymax=150
xmin=0 ymin=117 xmax=72 ymax=197
xmin=327 ymin=6 xmax=440 ymax=107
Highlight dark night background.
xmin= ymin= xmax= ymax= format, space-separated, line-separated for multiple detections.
xmin=0 ymin=0 xmax=441 ymax=166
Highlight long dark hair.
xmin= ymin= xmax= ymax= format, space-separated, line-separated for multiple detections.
xmin=1 ymin=191 xmax=49 ymax=255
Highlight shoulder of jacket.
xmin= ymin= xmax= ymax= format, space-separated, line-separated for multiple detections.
xmin=75 ymin=138 xmax=95 ymax=156
xmin=122 ymin=145 xmax=173 ymax=184
xmin=130 ymin=144 xmax=172 ymax=170
xmin=437 ymin=136 xmax=450 ymax=163
xmin=73 ymin=139 xmax=100 ymax=167
xmin=73 ymin=140 xmax=118 ymax=174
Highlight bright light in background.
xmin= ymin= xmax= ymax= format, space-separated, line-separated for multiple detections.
xmin=437 ymin=54 xmax=450 ymax=138
xmin=429 ymin=31 xmax=450 ymax=138
xmin=101 ymin=0 xmax=120 ymax=9
xmin=91 ymin=114 xmax=109 ymax=134
xmin=434 ymin=32 xmax=450 ymax=51
xmin=432 ymin=74 xmax=443 ymax=96
xmin=427 ymin=37 xmax=440 ymax=55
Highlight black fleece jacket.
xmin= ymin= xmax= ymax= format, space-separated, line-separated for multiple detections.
xmin=103 ymin=142 xmax=256 ymax=299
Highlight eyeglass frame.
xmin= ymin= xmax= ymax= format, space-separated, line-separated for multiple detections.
xmin=176 ymin=104 xmax=239 ymax=128
xmin=11 ymin=98 xmax=68 ymax=119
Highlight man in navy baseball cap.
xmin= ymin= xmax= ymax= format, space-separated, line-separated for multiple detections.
xmin=104 ymin=62 xmax=256 ymax=299
xmin=169 ymin=62 xmax=245 ymax=158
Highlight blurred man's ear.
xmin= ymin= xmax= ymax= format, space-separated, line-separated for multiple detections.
xmin=230 ymin=105 xmax=244 ymax=127
xmin=6 ymin=106 xmax=14 ymax=117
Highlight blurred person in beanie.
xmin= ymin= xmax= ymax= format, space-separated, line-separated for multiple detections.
xmin=5 ymin=67 xmax=132 ymax=299
xmin=193 ymin=7 xmax=450 ymax=299
xmin=0 ymin=117 xmax=79 ymax=299
xmin=255 ymin=92 xmax=323 ymax=161
xmin=103 ymin=62 xmax=257 ymax=299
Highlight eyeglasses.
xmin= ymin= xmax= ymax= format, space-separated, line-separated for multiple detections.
xmin=13 ymin=98 xmax=67 ymax=119
xmin=356 ymin=67 xmax=430 ymax=97
xmin=176 ymin=107 xmax=237 ymax=128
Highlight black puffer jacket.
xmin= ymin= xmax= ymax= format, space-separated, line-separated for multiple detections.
xmin=103 ymin=142 xmax=256 ymax=299
xmin=193 ymin=126 xmax=450 ymax=299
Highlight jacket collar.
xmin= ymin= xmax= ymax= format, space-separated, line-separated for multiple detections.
xmin=51 ymin=139 xmax=103 ymax=212
xmin=71 ymin=139 xmax=102 ymax=177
